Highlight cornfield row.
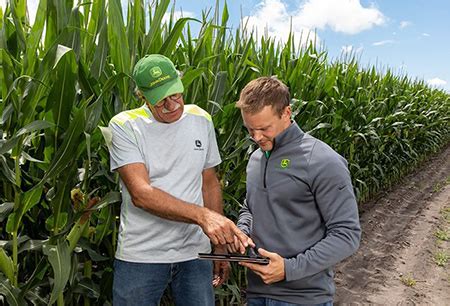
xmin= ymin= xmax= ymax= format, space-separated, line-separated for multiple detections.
xmin=0 ymin=0 xmax=449 ymax=305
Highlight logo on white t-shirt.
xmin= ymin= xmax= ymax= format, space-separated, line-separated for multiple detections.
xmin=194 ymin=139 xmax=204 ymax=151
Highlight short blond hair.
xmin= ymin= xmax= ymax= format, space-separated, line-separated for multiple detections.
xmin=236 ymin=77 xmax=290 ymax=117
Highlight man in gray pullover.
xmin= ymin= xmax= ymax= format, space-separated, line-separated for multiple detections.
xmin=233 ymin=77 xmax=361 ymax=305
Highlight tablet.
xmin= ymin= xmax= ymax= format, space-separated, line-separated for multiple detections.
xmin=198 ymin=253 xmax=270 ymax=265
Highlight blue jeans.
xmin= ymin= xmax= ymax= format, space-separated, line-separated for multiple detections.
xmin=113 ymin=258 xmax=214 ymax=306
xmin=247 ymin=297 xmax=333 ymax=306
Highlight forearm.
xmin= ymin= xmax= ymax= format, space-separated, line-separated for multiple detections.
xmin=202 ymin=178 xmax=223 ymax=215
xmin=131 ymin=183 xmax=206 ymax=225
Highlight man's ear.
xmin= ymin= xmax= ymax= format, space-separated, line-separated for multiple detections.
xmin=283 ymin=105 xmax=292 ymax=120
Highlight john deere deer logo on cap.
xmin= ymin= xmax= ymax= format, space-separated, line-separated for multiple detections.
xmin=150 ymin=66 xmax=162 ymax=78
xmin=280 ymin=159 xmax=290 ymax=169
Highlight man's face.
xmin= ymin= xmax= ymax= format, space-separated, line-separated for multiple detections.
xmin=241 ymin=105 xmax=291 ymax=151
xmin=148 ymin=93 xmax=184 ymax=123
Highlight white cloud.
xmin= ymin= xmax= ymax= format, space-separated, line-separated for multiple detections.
xmin=0 ymin=0 xmax=5 ymax=9
xmin=399 ymin=21 xmax=412 ymax=29
xmin=242 ymin=0 xmax=319 ymax=47
xmin=293 ymin=0 xmax=386 ymax=34
xmin=427 ymin=78 xmax=447 ymax=87
xmin=162 ymin=10 xmax=195 ymax=25
xmin=372 ymin=39 xmax=395 ymax=46
xmin=242 ymin=0 xmax=385 ymax=47
xmin=422 ymin=33 xmax=431 ymax=37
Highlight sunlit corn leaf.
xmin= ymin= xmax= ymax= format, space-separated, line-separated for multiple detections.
xmin=36 ymin=104 xmax=87 ymax=186
xmin=0 ymin=248 xmax=14 ymax=282
xmin=42 ymin=240 xmax=71 ymax=305
xmin=0 ymin=202 xmax=14 ymax=222
xmin=8 ymin=187 xmax=43 ymax=234
xmin=48 ymin=47 xmax=77 ymax=132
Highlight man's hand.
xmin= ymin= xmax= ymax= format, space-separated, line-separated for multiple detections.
xmin=227 ymin=235 xmax=251 ymax=254
xmin=199 ymin=208 xmax=254 ymax=253
xmin=239 ymin=248 xmax=285 ymax=284
xmin=212 ymin=245 xmax=230 ymax=287
xmin=212 ymin=260 xmax=230 ymax=287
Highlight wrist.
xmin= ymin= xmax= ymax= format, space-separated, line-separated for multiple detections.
xmin=195 ymin=206 xmax=208 ymax=227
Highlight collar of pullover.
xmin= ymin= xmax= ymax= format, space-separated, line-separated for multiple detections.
xmin=270 ymin=121 xmax=305 ymax=153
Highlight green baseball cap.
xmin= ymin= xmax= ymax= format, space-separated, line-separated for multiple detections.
xmin=132 ymin=54 xmax=184 ymax=105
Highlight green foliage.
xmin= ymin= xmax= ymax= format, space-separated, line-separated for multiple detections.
xmin=0 ymin=0 xmax=449 ymax=304
xmin=435 ymin=229 xmax=449 ymax=241
xmin=434 ymin=250 xmax=449 ymax=267
xmin=441 ymin=206 xmax=450 ymax=223
xmin=400 ymin=273 xmax=417 ymax=287
xmin=43 ymin=240 xmax=71 ymax=304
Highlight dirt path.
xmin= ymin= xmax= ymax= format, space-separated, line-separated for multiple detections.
xmin=335 ymin=144 xmax=450 ymax=305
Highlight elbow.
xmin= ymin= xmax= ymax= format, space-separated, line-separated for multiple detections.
xmin=338 ymin=218 xmax=362 ymax=255
xmin=130 ymin=193 xmax=145 ymax=209
xmin=349 ymin=227 xmax=362 ymax=254
xmin=129 ymin=186 xmax=152 ymax=209
xmin=332 ymin=225 xmax=361 ymax=256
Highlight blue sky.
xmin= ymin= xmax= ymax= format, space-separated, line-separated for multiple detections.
xmin=2 ymin=0 xmax=449 ymax=92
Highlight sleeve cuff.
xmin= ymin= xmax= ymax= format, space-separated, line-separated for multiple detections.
xmin=284 ymin=257 xmax=299 ymax=282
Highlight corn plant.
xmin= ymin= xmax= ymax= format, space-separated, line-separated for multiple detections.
xmin=0 ymin=0 xmax=449 ymax=305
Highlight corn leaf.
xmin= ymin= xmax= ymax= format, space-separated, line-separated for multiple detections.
xmin=43 ymin=240 xmax=71 ymax=305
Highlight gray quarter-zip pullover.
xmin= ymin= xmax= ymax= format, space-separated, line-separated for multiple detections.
xmin=238 ymin=122 xmax=361 ymax=304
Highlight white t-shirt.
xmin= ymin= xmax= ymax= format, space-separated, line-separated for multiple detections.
xmin=108 ymin=104 xmax=221 ymax=263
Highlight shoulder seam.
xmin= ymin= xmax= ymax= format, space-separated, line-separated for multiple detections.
xmin=184 ymin=105 xmax=212 ymax=122
xmin=110 ymin=107 xmax=149 ymax=126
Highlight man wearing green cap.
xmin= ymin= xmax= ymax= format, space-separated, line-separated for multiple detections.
xmin=108 ymin=54 xmax=253 ymax=305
